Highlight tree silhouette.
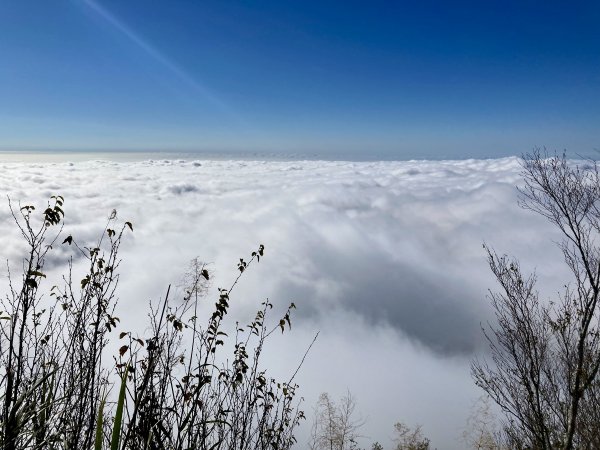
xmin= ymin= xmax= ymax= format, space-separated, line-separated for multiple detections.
xmin=473 ymin=150 xmax=600 ymax=449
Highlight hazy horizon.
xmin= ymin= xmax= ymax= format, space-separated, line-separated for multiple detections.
xmin=0 ymin=148 xmax=529 ymax=163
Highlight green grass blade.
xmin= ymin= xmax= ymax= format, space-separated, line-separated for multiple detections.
xmin=95 ymin=397 xmax=105 ymax=450
xmin=111 ymin=368 xmax=128 ymax=450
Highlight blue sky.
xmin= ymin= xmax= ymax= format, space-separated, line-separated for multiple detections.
xmin=1 ymin=0 xmax=599 ymax=158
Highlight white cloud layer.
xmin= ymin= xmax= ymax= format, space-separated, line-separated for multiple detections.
xmin=0 ymin=156 xmax=570 ymax=448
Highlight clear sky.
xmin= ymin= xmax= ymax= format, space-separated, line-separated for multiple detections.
xmin=1 ymin=0 xmax=599 ymax=159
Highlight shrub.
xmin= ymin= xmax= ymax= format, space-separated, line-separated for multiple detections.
xmin=0 ymin=195 xmax=306 ymax=450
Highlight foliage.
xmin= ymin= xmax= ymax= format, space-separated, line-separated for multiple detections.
xmin=0 ymin=195 xmax=307 ymax=450
xmin=472 ymin=150 xmax=600 ymax=449
xmin=308 ymin=392 xmax=433 ymax=450
xmin=309 ymin=391 xmax=365 ymax=450
xmin=392 ymin=422 xmax=430 ymax=450
xmin=461 ymin=396 xmax=504 ymax=450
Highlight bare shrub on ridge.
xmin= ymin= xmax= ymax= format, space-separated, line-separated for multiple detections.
xmin=0 ymin=195 xmax=309 ymax=450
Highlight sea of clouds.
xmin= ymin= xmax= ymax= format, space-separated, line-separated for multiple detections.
xmin=0 ymin=156 xmax=571 ymax=448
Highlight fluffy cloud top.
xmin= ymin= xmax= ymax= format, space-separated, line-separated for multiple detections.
xmin=0 ymin=156 xmax=568 ymax=448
